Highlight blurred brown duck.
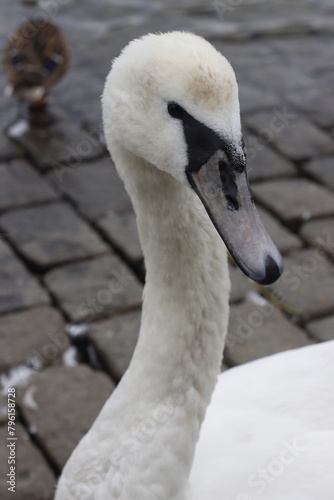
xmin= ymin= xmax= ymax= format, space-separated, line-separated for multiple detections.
xmin=3 ymin=20 xmax=70 ymax=107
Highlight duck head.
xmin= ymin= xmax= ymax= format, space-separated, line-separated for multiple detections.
xmin=102 ymin=32 xmax=283 ymax=285
xmin=3 ymin=20 xmax=70 ymax=107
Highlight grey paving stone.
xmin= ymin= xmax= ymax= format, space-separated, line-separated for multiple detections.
xmin=242 ymin=18 xmax=323 ymax=38
xmin=302 ymin=157 xmax=334 ymax=193
xmin=44 ymin=254 xmax=143 ymax=322
xmin=97 ymin=210 xmax=142 ymax=264
xmin=253 ymin=179 xmax=334 ymax=226
xmin=0 ymin=160 xmax=58 ymax=213
xmin=245 ymin=134 xmax=298 ymax=182
xmin=245 ymin=110 xmax=334 ymax=161
xmin=87 ymin=310 xmax=141 ymax=382
xmin=0 ymin=423 xmax=56 ymax=500
xmin=195 ymin=14 xmax=315 ymax=40
xmin=306 ymin=315 xmax=334 ymax=342
xmin=0 ymin=238 xmax=49 ymax=315
xmin=257 ymin=206 xmax=302 ymax=254
xmin=0 ymin=98 xmax=24 ymax=162
xmin=0 ymin=131 xmax=24 ymax=162
xmin=300 ymin=218 xmax=334 ymax=259
xmin=270 ymin=37 xmax=334 ymax=73
xmin=239 ymin=84 xmax=280 ymax=114
xmin=246 ymin=63 xmax=315 ymax=93
xmin=0 ymin=203 xmax=108 ymax=269
xmin=225 ymin=301 xmax=313 ymax=366
xmin=214 ymin=43 xmax=278 ymax=77
xmin=319 ymin=70 xmax=334 ymax=89
xmin=286 ymin=85 xmax=334 ymax=129
xmin=52 ymin=69 xmax=104 ymax=116
xmin=47 ymin=157 xmax=144 ymax=263
xmin=229 ymin=264 xmax=254 ymax=303
xmin=71 ymin=98 xmax=105 ymax=126
xmin=48 ymin=158 xmax=132 ymax=219
xmin=11 ymin=121 xmax=105 ymax=172
xmin=269 ymin=249 xmax=334 ymax=322
xmin=18 ymin=365 xmax=115 ymax=471
xmin=0 ymin=306 xmax=68 ymax=373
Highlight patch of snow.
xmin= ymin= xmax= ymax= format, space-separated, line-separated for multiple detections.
xmin=62 ymin=347 xmax=78 ymax=367
xmin=23 ymin=386 xmax=38 ymax=411
xmin=245 ymin=290 xmax=269 ymax=307
xmin=65 ymin=323 xmax=89 ymax=339
xmin=8 ymin=119 xmax=29 ymax=138
xmin=29 ymin=425 xmax=37 ymax=435
xmin=0 ymin=365 xmax=35 ymax=396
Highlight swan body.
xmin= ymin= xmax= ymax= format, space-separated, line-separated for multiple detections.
xmin=191 ymin=341 xmax=334 ymax=500
xmin=56 ymin=32 xmax=334 ymax=499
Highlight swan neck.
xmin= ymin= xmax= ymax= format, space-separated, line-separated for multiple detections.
xmin=103 ymin=145 xmax=231 ymax=498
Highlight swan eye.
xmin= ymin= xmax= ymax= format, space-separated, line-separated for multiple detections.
xmin=167 ymin=102 xmax=185 ymax=120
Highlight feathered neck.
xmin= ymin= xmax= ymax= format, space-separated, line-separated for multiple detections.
xmin=58 ymin=142 xmax=231 ymax=500
xmin=96 ymin=143 xmax=231 ymax=499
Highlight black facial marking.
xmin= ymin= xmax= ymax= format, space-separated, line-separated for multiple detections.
xmin=233 ymin=156 xmax=246 ymax=173
xmin=219 ymin=160 xmax=239 ymax=211
xmin=167 ymin=101 xmax=222 ymax=172
xmin=167 ymin=101 xmax=245 ymax=175
xmin=167 ymin=102 xmax=185 ymax=120
xmin=167 ymin=101 xmax=247 ymax=211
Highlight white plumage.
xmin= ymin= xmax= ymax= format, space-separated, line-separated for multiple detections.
xmin=191 ymin=342 xmax=334 ymax=500
xmin=56 ymin=32 xmax=334 ymax=500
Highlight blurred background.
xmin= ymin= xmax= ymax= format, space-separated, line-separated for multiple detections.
xmin=0 ymin=0 xmax=333 ymax=497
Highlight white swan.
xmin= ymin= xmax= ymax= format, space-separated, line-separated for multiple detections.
xmin=56 ymin=32 xmax=334 ymax=500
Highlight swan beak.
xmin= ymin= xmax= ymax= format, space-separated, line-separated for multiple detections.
xmin=187 ymin=150 xmax=283 ymax=285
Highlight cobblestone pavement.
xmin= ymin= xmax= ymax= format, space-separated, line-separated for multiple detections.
xmin=1 ymin=0 xmax=334 ymax=497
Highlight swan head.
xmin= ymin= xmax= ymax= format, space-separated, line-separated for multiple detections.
xmin=102 ymin=31 xmax=283 ymax=285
